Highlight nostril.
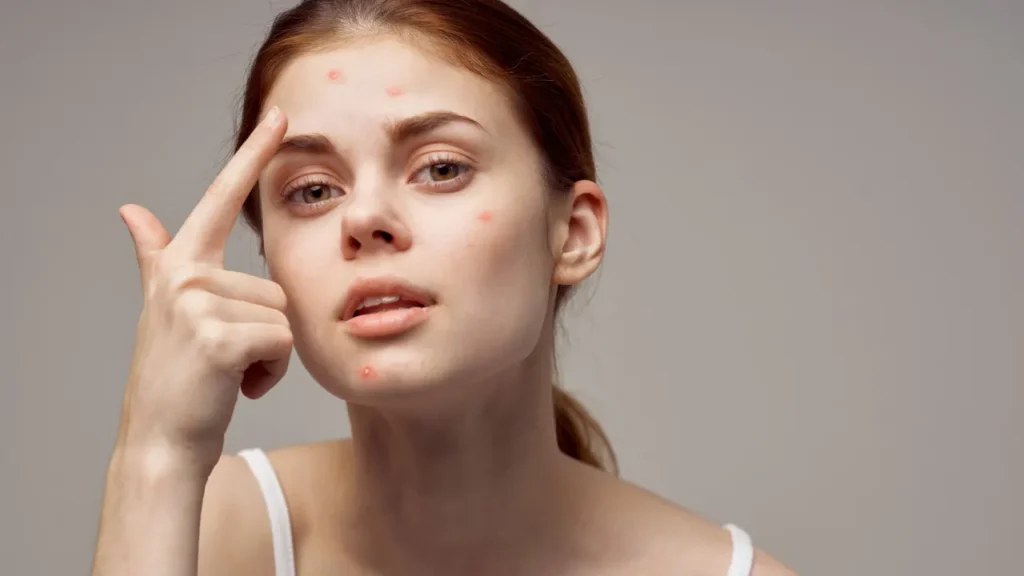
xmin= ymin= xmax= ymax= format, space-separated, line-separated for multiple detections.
xmin=346 ymin=237 xmax=361 ymax=251
xmin=374 ymin=230 xmax=394 ymax=243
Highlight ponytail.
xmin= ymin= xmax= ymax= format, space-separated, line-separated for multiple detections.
xmin=552 ymin=386 xmax=618 ymax=475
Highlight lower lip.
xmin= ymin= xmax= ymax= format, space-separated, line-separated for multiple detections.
xmin=344 ymin=306 xmax=431 ymax=338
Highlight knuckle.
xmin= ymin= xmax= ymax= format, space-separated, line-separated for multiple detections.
xmin=164 ymin=264 xmax=206 ymax=295
xmin=278 ymin=326 xmax=294 ymax=347
xmin=194 ymin=320 xmax=230 ymax=359
xmin=262 ymin=281 xmax=287 ymax=310
xmin=173 ymin=289 xmax=212 ymax=322
xmin=274 ymin=285 xmax=288 ymax=309
xmin=272 ymin=309 xmax=290 ymax=327
xmin=272 ymin=328 xmax=294 ymax=353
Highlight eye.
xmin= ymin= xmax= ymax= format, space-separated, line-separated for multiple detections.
xmin=411 ymin=155 xmax=474 ymax=190
xmin=295 ymin=183 xmax=339 ymax=203
xmin=283 ymin=178 xmax=344 ymax=206
xmin=428 ymin=163 xmax=462 ymax=182
xmin=282 ymin=175 xmax=346 ymax=213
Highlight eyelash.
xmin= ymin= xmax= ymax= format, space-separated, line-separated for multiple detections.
xmin=280 ymin=153 xmax=474 ymax=212
xmin=281 ymin=175 xmax=343 ymax=214
xmin=409 ymin=152 xmax=474 ymax=191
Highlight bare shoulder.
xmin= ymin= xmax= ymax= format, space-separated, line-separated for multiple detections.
xmin=196 ymin=440 xmax=349 ymax=575
xmin=196 ymin=452 xmax=275 ymax=576
xmin=577 ymin=463 xmax=799 ymax=576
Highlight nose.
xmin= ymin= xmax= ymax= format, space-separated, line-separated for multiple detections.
xmin=341 ymin=187 xmax=412 ymax=260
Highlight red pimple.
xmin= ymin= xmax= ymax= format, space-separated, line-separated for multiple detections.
xmin=385 ymin=86 xmax=405 ymax=97
xmin=360 ymin=365 xmax=378 ymax=380
xmin=327 ymin=69 xmax=344 ymax=82
xmin=476 ymin=210 xmax=493 ymax=223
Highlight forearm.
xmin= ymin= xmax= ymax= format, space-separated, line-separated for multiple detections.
xmin=91 ymin=445 xmax=208 ymax=576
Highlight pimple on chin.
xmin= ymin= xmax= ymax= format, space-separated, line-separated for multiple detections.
xmin=476 ymin=210 xmax=494 ymax=223
xmin=360 ymin=365 xmax=378 ymax=380
xmin=385 ymin=86 xmax=405 ymax=97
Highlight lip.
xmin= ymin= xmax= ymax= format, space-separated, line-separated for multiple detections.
xmin=345 ymin=305 xmax=432 ymax=339
xmin=340 ymin=275 xmax=436 ymax=321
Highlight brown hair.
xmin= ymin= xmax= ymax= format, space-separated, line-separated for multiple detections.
xmin=234 ymin=0 xmax=617 ymax=474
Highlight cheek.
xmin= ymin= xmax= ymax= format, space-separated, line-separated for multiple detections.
xmin=466 ymin=210 xmax=554 ymax=362
xmin=459 ymin=187 xmax=553 ymax=281
xmin=448 ymin=205 xmax=554 ymax=323
xmin=262 ymin=221 xmax=338 ymax=321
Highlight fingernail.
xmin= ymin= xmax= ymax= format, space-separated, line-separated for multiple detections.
xmin=264 ymin=106 xmax=281 ymax=126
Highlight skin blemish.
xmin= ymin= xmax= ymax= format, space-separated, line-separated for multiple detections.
xmin=360 ymin=365 xmax=378 ymax=380
xmin=385 ymin=86 xmax=405 ymax=97
xmin=476 ymin=210 xmax=493 ymax=223
xmin=327 ymin=68 xmax=344 ymax=82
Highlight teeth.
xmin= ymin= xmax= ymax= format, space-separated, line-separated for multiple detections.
xmin=355 ymin=295 xmax=402 ymax=311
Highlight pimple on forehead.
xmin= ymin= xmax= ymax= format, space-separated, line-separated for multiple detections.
xmin=326 ymin=68 xmax=344 ymax=82
xmin=385 ymin=86 xmax=405 ymax=97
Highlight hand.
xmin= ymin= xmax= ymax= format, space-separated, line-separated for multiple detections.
xmin=115 ymin=107 xmax=291 ymax=475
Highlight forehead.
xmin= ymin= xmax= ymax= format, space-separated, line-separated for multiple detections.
xmin=264 ymin=37 xmax=519 ymax=140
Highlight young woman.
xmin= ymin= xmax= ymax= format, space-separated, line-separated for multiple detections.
xmin=92 ymin=1 xmax=797 ymax=574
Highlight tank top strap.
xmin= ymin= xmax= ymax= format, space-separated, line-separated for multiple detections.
xmin=723 ymin=523 xmax=754 ymax=576
xmin=238 ymin=448 xmax=297 ymax=576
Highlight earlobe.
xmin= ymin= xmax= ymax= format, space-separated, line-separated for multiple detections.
xmin=552 ymin=180 xmax=608 ymax=286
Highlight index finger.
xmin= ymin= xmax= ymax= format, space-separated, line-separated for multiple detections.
xmin=173 ymin=106 xmax=287 ymax=261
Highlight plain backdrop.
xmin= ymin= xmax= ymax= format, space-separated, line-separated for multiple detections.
xmin=1 ymin=1 xmax=1021 ymax=574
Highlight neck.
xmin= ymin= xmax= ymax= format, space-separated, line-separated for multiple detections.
xmin=340 ymin=346 xmax=582 ymax=574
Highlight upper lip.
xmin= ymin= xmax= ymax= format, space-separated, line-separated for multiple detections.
xmin=339 ymin=275 xmax=436 ymax=321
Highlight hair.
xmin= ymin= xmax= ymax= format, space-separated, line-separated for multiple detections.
xmin=233 ymin=0 xmax=617 ymax=475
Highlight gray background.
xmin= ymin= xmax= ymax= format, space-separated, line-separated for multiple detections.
xmin=2 ymin=1 xmax=1021 ymax=574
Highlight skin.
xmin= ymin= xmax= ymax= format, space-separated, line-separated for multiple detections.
xmin=92 ymin=35 xmax=798 ymax=576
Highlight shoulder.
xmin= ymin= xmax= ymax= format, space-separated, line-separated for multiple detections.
xmin=575 ymin=462 xmax=799 ymax=576
xmin=196 ymin=452 xmax=274 ymax=576
xmin=196 ymin=440 xmax=348 ymax=576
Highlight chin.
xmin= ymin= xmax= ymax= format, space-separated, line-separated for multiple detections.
xmin=292 ymin=305 xmax=546 ymax=411
xmin=295 ymin=329 xmax=473 ymax=410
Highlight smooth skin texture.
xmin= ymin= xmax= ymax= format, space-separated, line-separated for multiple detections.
xmin=92 ymin=36 xmax=797 ymax=576
xmin=92 ymin=107 xmax=292 ymax=576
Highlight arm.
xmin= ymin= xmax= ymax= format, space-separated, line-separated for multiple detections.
xmin=92 ymin=451 xmax=273 ymax=576
xmin=91 ymin=107 xmax=289 ymax=576
xmin=91 ymin=446 xmax=208 ymax=576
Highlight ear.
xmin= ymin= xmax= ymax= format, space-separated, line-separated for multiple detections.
xmin=551 ymin=180 xmax=608 ymax=286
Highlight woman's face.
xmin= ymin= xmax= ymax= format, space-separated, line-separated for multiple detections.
xmin=257 ymin=37 xmax=601 ymax=405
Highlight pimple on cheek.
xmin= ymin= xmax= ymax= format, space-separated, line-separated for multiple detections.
xmin=360 ymin=365 xmax=378 ymax=381
xmin=385 ymin=86 xmax=405 ymax=97
xmin=476 ymin=210 xmax=494 ymax=223
xmin=326 ymin=68 xmax=344 ymax=82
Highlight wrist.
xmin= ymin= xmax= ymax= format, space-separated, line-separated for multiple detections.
xmin=109 ymin=440 xmax=215 ymax=487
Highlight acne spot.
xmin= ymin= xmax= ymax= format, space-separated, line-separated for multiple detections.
xmin=476 ymin=210 xmax=493 ymax=223
xmin=385 ymin=86 xmax=405 ymax=97
xmin=360 ymin=365 xmax=378 ymax=381
xmin=327 ymin=68 xmax=344 ymax=82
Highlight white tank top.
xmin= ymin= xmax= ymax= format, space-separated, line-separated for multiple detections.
xmin=238 ymin=448 xmax=755 ymax=576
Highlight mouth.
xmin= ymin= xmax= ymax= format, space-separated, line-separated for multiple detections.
xmin=340 ymin=276 xmax=436 ymax=323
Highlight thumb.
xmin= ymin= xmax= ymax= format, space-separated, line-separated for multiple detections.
xmin=119 ymin=204 xmax=171 ymax=278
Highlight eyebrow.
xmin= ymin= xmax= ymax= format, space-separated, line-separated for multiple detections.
xmin=274 ymin=111 xmax=486 ymax=157
xmin=276 ymin=133 xmax=336 ymax=156
xmin=385 ymin=110 xmax=487 ymax=144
